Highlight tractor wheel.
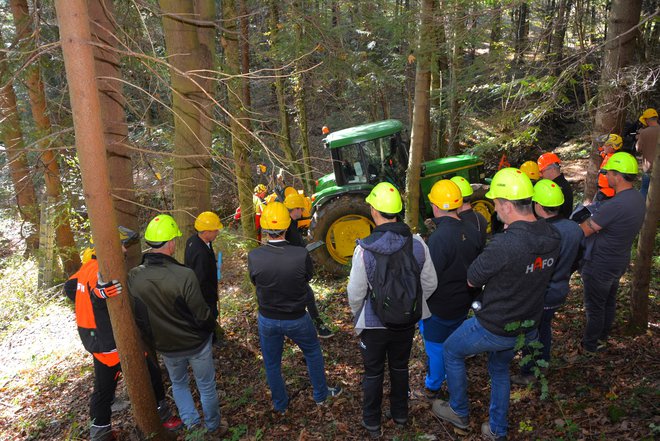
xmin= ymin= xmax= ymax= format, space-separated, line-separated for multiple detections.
xmin=471 ymin=187 xmax=495 ymax=234
xmin=309 ymin=194 xmax=374 ymax=277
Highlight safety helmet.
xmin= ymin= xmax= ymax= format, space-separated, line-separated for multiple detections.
xmin=261 ymin=202 xmax=292 ymax=231
xmin=284 ymin=192 xmax=305 ymax=210
xmin=450 ymin=176 xmax=474 ymax=197
xmin=601 ymin=134 xmax=623 ymax=150
xmin=532 ymin=179 xmax=564 ymax=207
xmin=520 ymin=161 xmax=541 ymax=181
xmin=118 ymin=226 xmax=139 ymax=247
xmin=639 ymin=108 xmax=658 ymax=126
xmin=256 ymin=164 xmax=267 ymax=174
xmin=428 ymin=180 xmax=463 ymax=210
xmin=283 ymin=186 xmax=298 ymax=199
xmin=194 ymin=211 xmax=223 ymax=232
xmin=485 ymin=168 xmax=534 ymax=200
xmin=365 ymin=182 xmax=403 ymax=214
xmin=144 ymin=214 xmax=182 ymax=243
xmin=601 ymin=152 xmax=638 ymax=175
xmin=254 ymin=184 xmax=267 ymax=195
xmin=537 ymin=152 xmax=561 ymax=171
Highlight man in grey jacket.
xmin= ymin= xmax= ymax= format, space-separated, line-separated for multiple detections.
xmin=128 ymin=214 xmax=227 ymax=436
xmin=348 ymin=182 xmax=437 ymax=438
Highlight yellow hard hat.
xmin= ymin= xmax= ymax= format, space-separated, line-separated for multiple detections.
xmin=639 ymin=108 xmax=658 ymax=126
xmin=284 ymin=193 xmax=305 ymax=210
xmin=602 ymin=134 xmax=623 ymax=150
xmin=194 ymin=211 xmax=223 ymax=232
xmin=254 ymin=184 xmax=267 ymax=194
xmin=283 ymin=186 xmax=298 ymax=199
xmin=261 ymin=202 xmax=292 ymax=231
xmin=520 ymin=161 xmax=540 ymax=181
xmin=428 ymin=180 xmax=463 ymax=210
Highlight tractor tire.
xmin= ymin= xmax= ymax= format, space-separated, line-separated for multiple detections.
xmin=309 ymin=194 xmax=374 ymax=277
xmin=471 ymin=186 xmax=495 ymax=234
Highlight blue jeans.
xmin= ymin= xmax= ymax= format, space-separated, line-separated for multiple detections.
xmin=640 ymin=172 xmax=650 ymax=199
xmin=258 ymin=313 xmax=328 ymax=411
xmin=420 ymin=314 xmax=465 ymax=391
xmin=444 ymin=317 xmax=537 ymax=438
xmin=161 ymin=338 xmax=220 ymax=430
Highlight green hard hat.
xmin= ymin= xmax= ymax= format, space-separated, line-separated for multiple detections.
xmin=602 ymin=152 xmax=638 ymax=175
xmin=485 ymin=168 xmax=534 ymax=200
xmin=532 ymin=179 xmax=565 ymax=207
xmin=144 ymin=214 xmax=182 ymax=243
xmin=365 ymin=182 xmax=403 ymax=214
xmin=450 ymin=176 xmax=474 ymax=197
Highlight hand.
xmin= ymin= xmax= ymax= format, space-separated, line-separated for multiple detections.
xmin=93 ymin=273 xmax=122 ymax=299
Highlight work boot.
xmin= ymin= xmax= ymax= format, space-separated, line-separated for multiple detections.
xmin=481 ymin=422 xmax=507 ymax=440
xmin=90 ymin=425 xmax=118 ymax=441
xmin=431 ymin=399 xmax=469 ymax=430
xmin=361 ymin=420 xmax=383 ymax=439
xmin=158 ymin=399 xmax=183 ymax=431
xmin=510 ymin=373 xmax=535 ymax=386
xmin=317 ymin=385 xmax=343 ymax=406
xmin=384 ymin=409 xmax=407 ymax=427
xmin=206 ymin=421 xmax=229 ymax=439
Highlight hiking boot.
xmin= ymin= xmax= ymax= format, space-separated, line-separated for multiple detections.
xmin=206 ymin=421 xmax=229 ymax=439
xmin=162 ymin=415 xmax=183 ymax=431
xmin=410 ymin=387 xmax=442 ymax=401
xmin=315 ymin=321 xmax=335 ymax=339
xmin=90 ymin=425 xmax=118 ymax=441
xmin=481 ymin=422 xmax=507 ymax=440
xmin=361 ymin=420 xmax=383 ymax=439
xmin=510 ymin=373 xmax=535 ymax=386
xmin=317 ymin=385 xmax=343 ymax=405
xmin=431 ymin=399 xmax=469 ymax=430
xmin=384 ymin=409 xmax=407 ymax=427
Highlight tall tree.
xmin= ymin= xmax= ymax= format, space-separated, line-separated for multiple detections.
xmin=88 ymin=0 xmax=141 ymax=266
xmin=159 ymin=0 xmax=214 ymax=255
xmin=630 ymin=137 xmax=660 ymax=332
xmin=585 ymin=0 xmax=642 ymax=201
xmin=0 ymin=31 xmax=40 ymax=253
xmin=222 ymin=0 xmax=257 ymax=241
xmin=405 ymin=0 xmax=434 ymax=230
xmin=53 ymin=1 xmax=169 ymax=438
xmin=446 ymin=0 xmax=465 ymax=155
xmin=514 ymin=2 xmax=529 ymax=64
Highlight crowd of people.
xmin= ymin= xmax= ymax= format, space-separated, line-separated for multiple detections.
xmin=64 ymin=108 xmax=656 ymax=441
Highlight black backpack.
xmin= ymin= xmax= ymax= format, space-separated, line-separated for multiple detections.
xmin=368 ymin=235 xmax=423 ymax=330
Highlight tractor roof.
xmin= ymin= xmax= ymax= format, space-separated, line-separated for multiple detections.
xmin=323 ymin=119 xmax=403 ymax=149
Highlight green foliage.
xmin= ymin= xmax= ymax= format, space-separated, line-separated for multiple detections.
xmin=508 ymin=319 xmax=550 ymax=399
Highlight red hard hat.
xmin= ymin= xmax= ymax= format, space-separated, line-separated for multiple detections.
xmin=537 ymin=152 xmax=561 ymax=171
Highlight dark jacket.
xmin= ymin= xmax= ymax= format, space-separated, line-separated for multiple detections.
xmin=458 ymin=208 xmax=488 ymax=247
xmin=248 ymin=241 xmax=313 ymax=320
xmin=553 ymin=173 xmax=574 ymax=220
xmin=63 ymin=257 xmax=118 ymax=365
xmin=426 ymin=216 xmax=483 ymax=319
xmin=468 ymin=219 xmax=561 ymax=336
xmin=285 ymin=219 xmax=305 ymax=247
xmin=184 ymin=234 xmax=218 ymax=309
xmin=544 ymin=217 xmax=582 ymax=308
xmin=128 ymin=253 xmax=215 ymax=354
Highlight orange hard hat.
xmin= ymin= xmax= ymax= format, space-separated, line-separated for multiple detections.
xmin=322 ymin=126 xmax=330 ymax=135
xmin=537 ymin=152 xmax=561 ymax=172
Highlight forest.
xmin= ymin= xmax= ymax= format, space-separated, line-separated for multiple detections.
xmin=0 ymin=0 xmax=658 ymax=440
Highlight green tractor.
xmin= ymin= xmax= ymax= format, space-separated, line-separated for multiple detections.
xmin=308 ymin=119 xmax=494 ymax=275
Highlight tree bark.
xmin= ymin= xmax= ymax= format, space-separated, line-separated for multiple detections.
xmin=514 ymin=2 xmax=529 ymax=64
xmin=10 ymin=0 xmax=78 ymax=269
xmin=549 ymin=0 xmax=573 ymax=70
xmin=88 ymin=0 xmax=141 ymax=267
xmin=222 ymin=0 xmax=257 ymax=242
xmin=585 ymin=0 xmax=642 ymax=201
xmin=0 ymin=31 xmax=40 ymax=253
xmin=446 ymin=1 xmax=464 ymax=155
xmin=239 ymin=0 xmax=252 ymax=116
xmin=630 ymin=135 xmax=660 ymax=332
xmin=405 ymin=0 xmax=433 ymax=231
xmin=53 ymin=1 xmax=169 ymax=439
xmin=160 ymin=0 xmax=213 ymax=257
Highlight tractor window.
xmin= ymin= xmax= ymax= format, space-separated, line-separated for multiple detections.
xmin=361 ymin=135 xmax=407 ymax=188
xmin=339 ymin=144 xmax=367 ymax=184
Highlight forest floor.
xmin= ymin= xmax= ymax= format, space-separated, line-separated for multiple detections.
xmin=0 ymin=154 xmax=658 ymax=441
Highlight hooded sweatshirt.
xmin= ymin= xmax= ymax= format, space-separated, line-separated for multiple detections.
xmin=468 ymin=219 xmax=561 ymax=337
xmin=347 ymin=222 xmax=438 ymax=335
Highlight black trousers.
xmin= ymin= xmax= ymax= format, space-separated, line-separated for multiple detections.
xmin=359 ymin=327 xmax=415 ymax=426
xmin=90 ymin=355 xmax=166 ymax=427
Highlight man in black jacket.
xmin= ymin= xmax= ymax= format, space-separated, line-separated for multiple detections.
xmin=185 ymin=211 xmax=223 ymax=344
xmin=432 ymin=168 xmax=561 ymax=441
xmin=128 ymin=214 xmax=227 ymax=436
xmin=249 ymin=202 xmax=341 ymax=413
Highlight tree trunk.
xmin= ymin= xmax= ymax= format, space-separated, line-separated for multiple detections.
xmin=432 ymin=1 xmax=449 ymax=158
xmin=405 ymin=0 xmax=433 ymax=231
xmin=294 ymin=73 xmax=314 ymax=195
xmin=239 ymin=0 xmax=252 ymax=115
xmin=549 ymin=0 xmax=573 ymax=70
xmin=630 ymin=136 xmax=660 ymax=332
xmin=514 ymin=2 xmax=529 ymax=64
xmin=446 ymin=1 xmax=464 ymax=155
xmin=222 ymin=0 xmax=257 ymax=242
xmin=10 ymin=0 xmax=78 ymax=271
xmin=490 ymin=1 xmax=502 ymax=49
xmin=160 ymin=0 xmax=213 ymax=257
xmin=585 ymin=0 xmax=642 ymax=201
xmin=53 ymin=1 xmax=169 ymax=439
xmin=88 ymin=0 xmax=141 ymax=267
xmin=0 ymin=32 xmax=40 ymax=253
